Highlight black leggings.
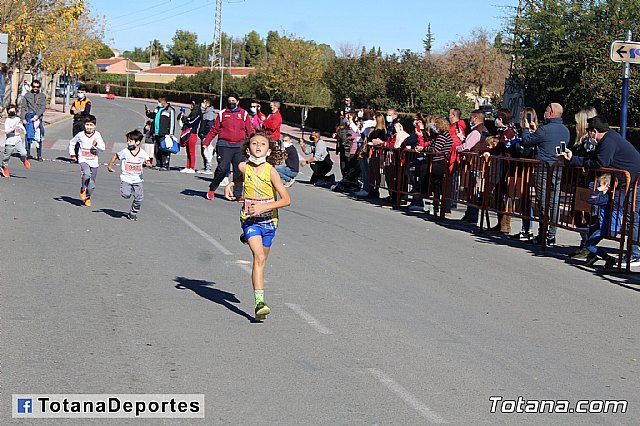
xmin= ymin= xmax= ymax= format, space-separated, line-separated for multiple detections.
xmin=208 ymin=145 xmax=244 ymax=197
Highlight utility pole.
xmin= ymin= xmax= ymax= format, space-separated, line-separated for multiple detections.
xmin=210 ymin=0 xmax=224 ymax=110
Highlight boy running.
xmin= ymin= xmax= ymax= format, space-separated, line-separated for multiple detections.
xmin=107 ymin=130 xmax=150 ymax=220
xmin=2 ymin=104 xmax=30 ymax=177
xmin=69 ymin=115 xmax=105 ymax=207
xmin=224 ymin=132 xmax=291 ymax=321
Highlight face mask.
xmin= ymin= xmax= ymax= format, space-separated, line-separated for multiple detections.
xmin=250 ymin=107 xmax=257 ymax=114
xmin=248 ymin=155 xmax=267 ymax=165
xmin=283 ymin=140 xmax=292 ymax=148
xmin=84 ymin=125 xmax=96 ymax=134
xmin=8 ymin=110 xmax=16 ymax=117
xmin=77 ymin=93 xmax=85 ymax=99
xmin=228 ymin=102 xmax=237 ymax=110
xmin=357 ymin=111 xmax=363 ymax=118
xmin=200 ymin=103 xmax=206 ymax=110
xmin=157 ymin=102 xmax=162 ymax=108
xmin=386 ymin=115 xmax=393 ymax=123
xmin=429 ymin=124 xmax=437 ymax=132
xmin=127 ymin=144 xmax=138 ymax=151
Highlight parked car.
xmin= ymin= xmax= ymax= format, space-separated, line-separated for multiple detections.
xmin=55 ymin=82 xmax=76 ymax=98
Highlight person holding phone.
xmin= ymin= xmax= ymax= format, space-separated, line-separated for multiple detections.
xmin=520 ymin=103 xmax=570 ymax=246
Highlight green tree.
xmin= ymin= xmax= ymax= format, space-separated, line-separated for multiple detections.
xmin=243 ymin=30 xmax=266 ymax=66
xmin=324 ymin=51 xmax=388 ymax=109
xmin=509 ymin=0 xmax=640 ymax=125
xmin=423 ymin=23 xmax=434 ymax=55
xmin=122 ymin=47 xmax=148 ymax=62
xmin=265 ymin=30 xmax=280 ymax=55
xmin=259 ymin=35 xmax=326 ymax=104
xmin=168 ymin=30 xmax=199 ymax=65
xmin=93 ymin=42 xmax=114 ymax=59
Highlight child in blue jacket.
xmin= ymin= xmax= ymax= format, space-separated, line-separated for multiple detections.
xmin=584 ymin=173 xmax=623 ymax=268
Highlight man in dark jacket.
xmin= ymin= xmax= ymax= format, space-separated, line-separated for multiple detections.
xmin=562 ymin=115 xmax=640 ymax=265
xmin=197 ymin=97 xmax=215 ymax=175
xmin=521 ymin=102 xmax=570 ymax=246
xmin=20 ymin=79 xmax=46 ymax=161
xmin=204 ymin=94 xmax=255 ymax=200
xmin=145 ymin=95 xmax=176 ymax=170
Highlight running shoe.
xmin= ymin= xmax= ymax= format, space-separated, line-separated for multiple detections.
xmin=206 ymin=190 xmax=215 ymax=200
xmin=23 ymin=159 xmax=30 ymax=169
xmin=255 ymin=302 xmax=270 ymax=321
xmin=84 ymin=198 xmax=92 ymax=207
xmin=284 ymin=178 xmax=296 ymax=188
xmin=1 ymin=167 xmax=9 ymax=177
xmin=80 ymin=189 xmax=87 ymax=201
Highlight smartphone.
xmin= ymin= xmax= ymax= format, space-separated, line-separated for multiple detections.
xmin=526 ymin=113 xmax=532 ymax=123
xmin=455 ymin=122 xmax=460 ymax=132
xmin=560 ymin=141 xmax=566 ymax=152
xmin=555 ymin=146 xmax=562 ymax=155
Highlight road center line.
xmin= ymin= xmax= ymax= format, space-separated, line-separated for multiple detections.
xmin=155 ymin=199 xmax=233 ymax=255
xmin=285 ymin=303 xmax=333 ymax=335
xmin=367 ymin=368 xmax=447 ymax=424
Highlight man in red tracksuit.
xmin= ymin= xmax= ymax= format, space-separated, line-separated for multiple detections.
xmin=263 ymin=101 xmax=282 ymax=142
xmin=205 ymin=94 xmax=255 ymax=200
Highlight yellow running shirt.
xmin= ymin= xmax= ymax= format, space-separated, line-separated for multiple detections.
xmin=240 ymin=162 xmax=278 ymax=226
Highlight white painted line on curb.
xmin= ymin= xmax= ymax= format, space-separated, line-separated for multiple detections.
xmin=367 ymin=368 xmax=447 ymax=424
xmin=285 ymin=303 xmax=333 ymax=335
xmin=156 ymin=199 xmax=233 ymax=256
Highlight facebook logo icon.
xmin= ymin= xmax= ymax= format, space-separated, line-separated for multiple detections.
xmin=17 ymin=398 xmax=32 ymax=413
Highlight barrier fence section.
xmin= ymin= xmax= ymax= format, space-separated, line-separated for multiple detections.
xmin=482 ymin=156 xmax=548 ymax=236
xmin=367 ymin=146 xmax=640 ymax=271
xmin=625 ymin=173 xmax=640 ymax=271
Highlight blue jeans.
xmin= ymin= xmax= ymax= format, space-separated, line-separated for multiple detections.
xmin=276 ymin=164 xmax=298 ymax=182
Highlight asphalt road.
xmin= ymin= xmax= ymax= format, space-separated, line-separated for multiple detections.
xmin=1 ymin=97 xmax=639 ymax=425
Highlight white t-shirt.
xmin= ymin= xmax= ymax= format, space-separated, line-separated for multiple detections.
xmin=116 ymin=148 xmax=150 ymax=184
xmin=69 ymin=131 xmax=105 ymax=168
xmin=4 ymin=117 xmax=25 ymax=146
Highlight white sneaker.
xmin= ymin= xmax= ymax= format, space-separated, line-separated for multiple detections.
xmin=180 ymin=168 xmax=188 ymax=173
xmin=284 ymin=178 xmax=296 ymax=188
xmin=354 ymin=190 xmax=368 ymax=197
xmin=184 ymin=168 xmax=196 ymax=174
xmin=220 ymin=177 xmax=230 ymax=186
xmin=200 ymin=169 xmax=213 ymax=175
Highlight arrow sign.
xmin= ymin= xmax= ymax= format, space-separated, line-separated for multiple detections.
xmin=610 ymin=40 xmax=640 ymax=63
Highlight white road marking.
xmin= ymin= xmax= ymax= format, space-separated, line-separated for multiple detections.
xmin=367 ymin=368 xmax=447 ymax=424
xmin=155 ymin=199 xmax=233 ymax=255
xmin=285 ymin=303 xmax=333 ymax=335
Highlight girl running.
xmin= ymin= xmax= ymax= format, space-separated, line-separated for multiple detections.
xmin=224 ymin=132 xmax=290 ymax=321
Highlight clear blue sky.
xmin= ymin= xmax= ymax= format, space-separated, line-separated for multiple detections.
xmin=96 ymin=0 xmax=519 ymax=55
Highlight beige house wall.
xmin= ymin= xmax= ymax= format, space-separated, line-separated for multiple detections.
xmin=134 ymin=74 xmax=178 ymax=84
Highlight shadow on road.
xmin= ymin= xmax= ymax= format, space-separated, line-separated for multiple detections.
xmin=94 ymin=208 xmax=128 ymax=218
xmin=180 ymin=189 xmax=208 ymax=198
xmin=174 ymin=276 xmax=260 ymax=323
xmin=53 ymin=195 xmax=84 ymax=206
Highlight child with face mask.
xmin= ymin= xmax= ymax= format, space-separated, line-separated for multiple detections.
xmin=68 ymin=115 xmax=105 ymax=207
xmin=2 ymin=104 xmax=30 ymax=177
xmin=224 ymin=132 xmax=291 ymax=321
xmin=108 ymin=130 xmax=150 ymax=220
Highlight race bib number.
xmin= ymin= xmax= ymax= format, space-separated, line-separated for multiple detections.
xmin=244 ymin=198 xmax=274 ymax=217
xmin=124 ymin=161 xmax=142 ymax=174
xmin=80 ymin=148 xmax=96 ymax=158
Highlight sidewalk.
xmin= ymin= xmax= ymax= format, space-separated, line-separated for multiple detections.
xmin=0 ymin=102 xmax=69 ymax=146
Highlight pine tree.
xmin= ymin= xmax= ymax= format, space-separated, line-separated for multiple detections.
xmin=423 ymin=23 xmax=434 ymax=55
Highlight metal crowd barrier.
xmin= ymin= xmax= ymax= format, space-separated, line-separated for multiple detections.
xmin=366 ymin=147 xmax=640 ymax=271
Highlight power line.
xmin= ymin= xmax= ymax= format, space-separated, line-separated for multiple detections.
xmin=108 ymin=2 xmax=212 ymax=34
xmin=107 ymin=0 xmax=174 ymax=22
